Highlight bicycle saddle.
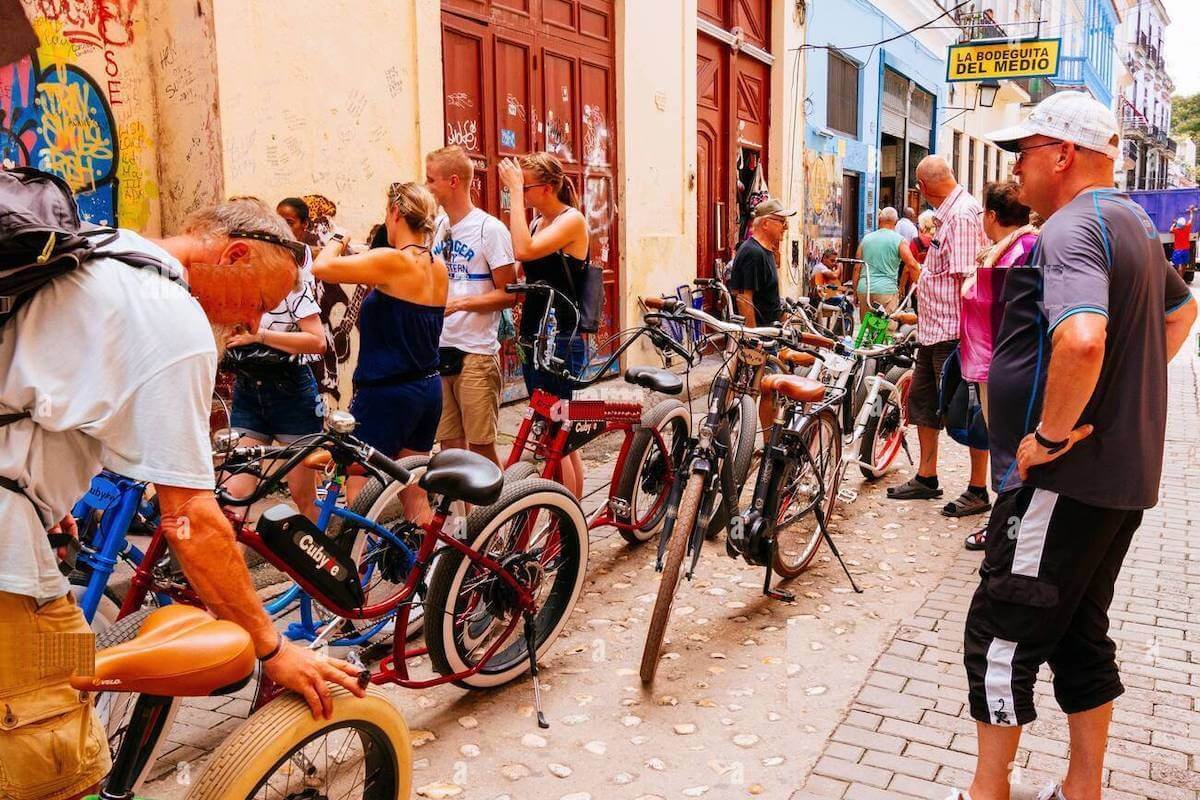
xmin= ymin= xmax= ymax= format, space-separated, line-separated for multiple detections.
xmin=624 ymin=366 xmax=683 ymax=395
xmin=420 ymin=448 xmax=504 ymax=506
xmin=71 ymin=606 xmax=255 ymax=697
xmin=760 ymin=374 xmax=827 ymax=402
xmin=778 ymin=348 xmax=817 ymax=368
xmin=893 ymin=312 xmax=918 ymax=326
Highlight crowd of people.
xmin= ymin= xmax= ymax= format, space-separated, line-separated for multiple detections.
xmin=1 ymin=89 xmax=1197 ymax=800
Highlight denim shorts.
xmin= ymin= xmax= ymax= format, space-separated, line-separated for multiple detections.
xmin=349 ymin=374 xmax=442 ymax=455
xmin=520 ymin=335 xmax=587 ymax=400
xmin=230 ymin=367 xmax=324 ymax=442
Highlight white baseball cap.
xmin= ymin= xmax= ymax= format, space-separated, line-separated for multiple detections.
xmin=987 ymin=91 xmax=1121 ymax=160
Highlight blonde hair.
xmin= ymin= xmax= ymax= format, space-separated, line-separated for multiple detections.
xmin=917 ymin=209 xmax=937 ymax=235
xmin=427 ymin=146 xmax=473 ymax=184
xmin=386 ymin=182 xmax=439 ymax=238
xmin=518 ymin=152 xmax=578 ymax=208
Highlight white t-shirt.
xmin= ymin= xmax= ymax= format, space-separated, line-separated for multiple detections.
xmin=0 ymin=230 xmax=216 ymax=600
xmin=896 ymin=217 xmax=919 ymax=243
xmin=431 ymin=208 xmax=516 ymax=355
xmin=260 ymin=248 xmax=322 ymax=364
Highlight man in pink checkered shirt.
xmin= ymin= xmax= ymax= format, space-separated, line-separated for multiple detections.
xmin=887 ymin=155 xmax=991 ymax=516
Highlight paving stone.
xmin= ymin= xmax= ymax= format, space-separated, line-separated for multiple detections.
xmin=813 ymin=756 xmax=893 ymax=788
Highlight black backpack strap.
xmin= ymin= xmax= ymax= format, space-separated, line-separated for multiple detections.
xmin=0 ymin=411 xmax=48 ymax=527
xmin=0 ymin=411 xmax=31 ymax=426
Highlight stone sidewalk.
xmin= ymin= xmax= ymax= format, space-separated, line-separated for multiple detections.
xmin=797 ymin=345 xmax=1200 ymax=798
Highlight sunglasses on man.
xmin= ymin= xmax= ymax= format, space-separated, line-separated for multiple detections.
xmin=228 ymin=230 xmax=308 ymax=268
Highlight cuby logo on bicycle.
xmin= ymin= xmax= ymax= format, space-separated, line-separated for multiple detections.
xmin=295 ymin=532 xmax=343 ymax=579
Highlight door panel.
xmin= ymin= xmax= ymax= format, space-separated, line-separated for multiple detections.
xmin=495 ymin=36 xmax=534 ymax=159
xmin=542 ymin=50 xmax=578 ymax=164
xmin=734 ymin=0 xmax=770 ymax=49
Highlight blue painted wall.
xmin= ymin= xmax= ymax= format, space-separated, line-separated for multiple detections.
xmin=803 ymin=0 xmax=949 ymax=245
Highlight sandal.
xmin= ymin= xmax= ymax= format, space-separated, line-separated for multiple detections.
xmin=941 ymin=490 xmax=991 ymax=517
xmin=964 ymin=527 xmax=987 ymax=551
xmin=887 ymin=476 xmax=944 ymax=500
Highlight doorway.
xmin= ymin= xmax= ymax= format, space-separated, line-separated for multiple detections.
xmin=841 ymin=171 xmax=860 ymax=259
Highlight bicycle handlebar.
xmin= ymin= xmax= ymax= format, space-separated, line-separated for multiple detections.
xmin=364 ymin=447 xmax=412 ymax=484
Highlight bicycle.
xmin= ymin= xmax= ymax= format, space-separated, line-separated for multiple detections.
xmin=636 ymin=295 xmax=788 ymax=683
xmin=78 ymin=603 xmax=412 ymax=799
xmin=503 ymin=281 xmax=698 ymax=544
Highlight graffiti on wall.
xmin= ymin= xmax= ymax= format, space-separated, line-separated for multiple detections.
xmin=0 ymin=0 xmax=149 ymax=228
xmin=803 ymin=150 xmax=844 ymax=267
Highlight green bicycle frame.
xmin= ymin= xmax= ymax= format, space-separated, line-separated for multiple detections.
xmin=854 ymin=308 xmax=891 ymax=347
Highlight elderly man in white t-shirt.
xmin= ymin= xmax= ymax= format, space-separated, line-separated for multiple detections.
xmin=0 ymin=197 xmax=365 ymax=800
xmin=426 ymin=146 xmax=518 ymax=466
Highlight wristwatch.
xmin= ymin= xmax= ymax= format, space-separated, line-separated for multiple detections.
xmin=1033 ymin=425 xmax=1069 ymax=454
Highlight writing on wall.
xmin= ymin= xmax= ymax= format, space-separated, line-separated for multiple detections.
xmin=0 ymin=0 xmax=155 ymax=229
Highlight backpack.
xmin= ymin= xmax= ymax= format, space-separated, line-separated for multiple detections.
xmin=0 ymin=167 xmax=184 ymax=327
xmin=938 ymin=346 xmax=989 ymax=450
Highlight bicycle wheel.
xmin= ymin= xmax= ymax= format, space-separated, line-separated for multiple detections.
xmin=612 ymin=398 xmax=691 ymax=543
xmin=185 ymin=686 xmax=411 ymax=800
xmin=94 ymin=608 xmax=182 ymax=794
xmin=705 ymin=393 xmax=756 ymax=539
xmin=859 ymin=366 xmax=913 ymax=480
xmin=503 ymin=460 xmax=540 ymax=483
xmin=772 ymin=408 xmax=842 ymax=579
xmin=424 ymin=478 xmax=588 ymax=689
xmin=640 ymin=471 xmax=705 ymax=683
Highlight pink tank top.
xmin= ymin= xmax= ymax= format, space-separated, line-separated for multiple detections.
xmin=959 ymin=232 xmax=1038 ymax=382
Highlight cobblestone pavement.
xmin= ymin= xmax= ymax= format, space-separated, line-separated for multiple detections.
xmin=140 ymin=328 xmax=1200 ymax=800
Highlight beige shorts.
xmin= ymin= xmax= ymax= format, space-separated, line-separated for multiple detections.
xmin=437 ymin=352 xmax=502 ymax=446
xmin=0 ymin=592 xmax=109 ymax=800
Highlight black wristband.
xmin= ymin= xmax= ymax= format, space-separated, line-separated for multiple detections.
xmin=1034 ymin=426 xmax=1069 ymax=454
xmin=258 ymin=633 xmax=284 ymax=663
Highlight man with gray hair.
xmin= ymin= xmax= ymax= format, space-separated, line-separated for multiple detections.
xmin=0 ymin=197 xmax=366 ymax=799
xmin=896 ymin=206 xmax=919 ymax=242
xmin=852 ymin=206 xmax=919 ymax=314
xmin=948 ymin=90 xmax=1197 ymax=800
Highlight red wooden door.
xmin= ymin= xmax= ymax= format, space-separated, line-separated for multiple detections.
xmin=697 ymin=34 xmax=728 ymax=281
xmin=441 ymin=0 xmax=618 ymax=398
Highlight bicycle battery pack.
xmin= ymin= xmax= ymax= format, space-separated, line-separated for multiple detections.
xmin=257 ymin=505 xmax=365 ymax=610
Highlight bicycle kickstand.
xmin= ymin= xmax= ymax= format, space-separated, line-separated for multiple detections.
xmin=816 ymin=514 xmax=863 ymax=594
xmin=900 ymin=435 xmax=915 ymax=466
xmin=523 ymin=611 xmax=550 ymax=729
xmin=762 ymin=546 xmax=795 ymax=602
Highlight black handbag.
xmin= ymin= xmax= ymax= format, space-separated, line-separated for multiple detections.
xmin=222 ymin=344 xmax=300 ymax=379
xmin=562 ymin=256 xmax=603 ymax=334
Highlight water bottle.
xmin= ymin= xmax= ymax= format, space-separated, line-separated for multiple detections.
xmin=544 ymin=307 xmax=558 ymax=366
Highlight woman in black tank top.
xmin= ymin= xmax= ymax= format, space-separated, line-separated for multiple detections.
xmin=498 ymin=152 xmax=590 ymax=497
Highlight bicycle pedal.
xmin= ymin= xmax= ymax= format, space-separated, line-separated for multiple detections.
xmin=837 ymin=487 xmax=858 ymax=503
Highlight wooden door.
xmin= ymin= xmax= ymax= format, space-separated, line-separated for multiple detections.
xmin=841 ymin=171 xmax=860 ymax=259
xmin=697 ymin=33 xmax=728 ymax=281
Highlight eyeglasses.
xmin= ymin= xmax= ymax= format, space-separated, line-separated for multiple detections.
xmin=1014 ymin=141 xmax=1064 ymax=162
xmin=523 ymin=182 xmax=547 ymax=191
xmin=228 ymin=230 xmax=308 ymax=267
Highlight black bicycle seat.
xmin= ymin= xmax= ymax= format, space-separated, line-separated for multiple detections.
xmin=420 ymin=449 xmax=504 ymax=506
xmin=624 ymin=366 xmax=683 ymax=395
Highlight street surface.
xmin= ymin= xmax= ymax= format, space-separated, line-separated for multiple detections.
xmin=142 ymin=303 xmax=1200 ymax=800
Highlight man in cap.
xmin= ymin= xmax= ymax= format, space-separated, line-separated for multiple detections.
xmin=727 ymin=197 xmax=795 ymax=328
xmin=948 ymin=91 xmax=1196 ymax=800
xmin=727 ymin=198 xmax=796 ymax=431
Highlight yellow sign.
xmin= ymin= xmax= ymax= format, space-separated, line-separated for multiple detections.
xmin=946 ymin=38 xmax=1061 ymax=81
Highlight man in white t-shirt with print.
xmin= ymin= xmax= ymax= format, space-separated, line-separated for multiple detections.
xmin=426 ymin=145 xmax=518 ymax=466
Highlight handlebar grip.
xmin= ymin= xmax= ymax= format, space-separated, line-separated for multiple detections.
xmin=365 ymin=448 xmax=411 ymax=484
xmin=643 ymin=296 xmax=682 ymax=313
xmin=800 ymin=332 xmax=836 ymax=348
xmin=505 ymin=283 xmax=526 ymax=294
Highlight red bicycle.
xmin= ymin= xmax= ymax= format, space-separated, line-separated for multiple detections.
xmin=108 ymin=413 xmax=588 ymax=730
xmin=504 ymin=282 xmax=699 ymax=544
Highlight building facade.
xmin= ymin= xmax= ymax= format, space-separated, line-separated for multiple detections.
xmin=1117 ymin=0 xmax=1176 ymax=189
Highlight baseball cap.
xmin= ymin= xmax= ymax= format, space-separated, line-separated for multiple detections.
xmin=986 ymin=91 xmax=1120 ymax=160
xmin=753 ymin=198 xmax=797 ymax=219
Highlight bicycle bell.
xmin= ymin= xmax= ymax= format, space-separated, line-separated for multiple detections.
xmin=326 ymin=410 xmax=358 ymax=434
xmin=211 ymin=427 xmax=239 ymax=453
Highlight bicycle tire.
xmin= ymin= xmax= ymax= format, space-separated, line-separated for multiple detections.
xmin=69 ymin=575 xmax=123 ymax=634
xmin=611 ymin=398 xmax=691 ymax=543
xmin=185 ymin=686 xmax=411 ymax=800
xmin=424 ymin=478 xmax=588 ymax=689
xmin=640 ymin=471 xmax=705 ymax=683
xmin=503 ymin=460 xmax=540 ymax=483
xmin=858 ymin=366 xmax=912 ymax=480
xmin=94 ymin=607 xmax=182 ymax=795
xmin=705 ymin=393 xmax=756 ymax=539
xmin=773 ymin=408 xmax=842 ymax=579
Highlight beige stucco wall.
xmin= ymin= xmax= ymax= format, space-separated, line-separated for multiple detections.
xmin=208 ymin=0 xmax=444 ymax=237
xmin=616 ymin=0 xmax=699 ymax=365
xmin=4 ymin=1 xmax=162 ymax=233
xmin=771 ymin=0 xmax=807 ymax=298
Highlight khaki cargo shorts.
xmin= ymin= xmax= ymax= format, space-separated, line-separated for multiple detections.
xmin=0 ymin=592 xmax=109 ymax=800
xmin=438 ymin=353 xmax=503 ymax=446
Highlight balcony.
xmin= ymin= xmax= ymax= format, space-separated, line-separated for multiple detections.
xmin=954 ymin=8 xmax=1007 ymax=42
xmin=1167 ymin=137 xmax=1177 ymax=156
xmin=1120 ymin=97 xmax=1151 ymax=138
xmin=1053 ymin=56 xmax=1112 ymax=108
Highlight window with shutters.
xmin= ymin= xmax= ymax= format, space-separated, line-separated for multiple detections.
xmin=827 ymin=51 xmax=859 ymax=137
xmin=953 ymin=131 xmax=963 ymax=182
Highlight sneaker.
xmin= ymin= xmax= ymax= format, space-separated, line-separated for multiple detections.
xmin=1036 ymin=784 xmax=1067 ymax=800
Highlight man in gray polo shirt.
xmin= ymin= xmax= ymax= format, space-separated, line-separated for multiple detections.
xmin=949 ymin=92 xmax=1196 ymax=800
